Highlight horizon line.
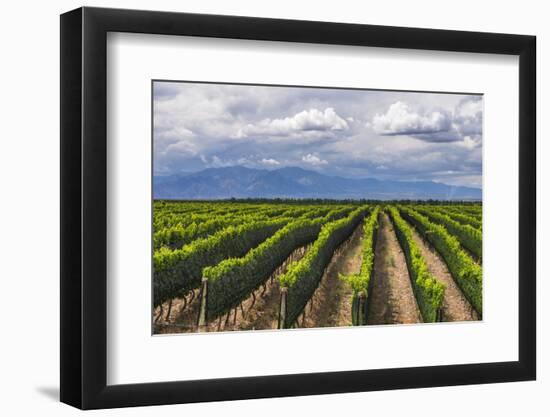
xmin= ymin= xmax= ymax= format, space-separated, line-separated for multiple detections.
xmin=153 ymin=165 xmax=482 ymax=190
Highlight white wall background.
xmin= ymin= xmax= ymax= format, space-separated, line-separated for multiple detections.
xmin=0 ymin=0 xmax=545 ymax=415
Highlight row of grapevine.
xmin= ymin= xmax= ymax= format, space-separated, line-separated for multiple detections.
xmin=449 ymin=205 xmax=482 ymax=216
xmin=153 ymin=203 xmax=342 ymax=232
xmin=152 ymin=201 xmax=483 ymax=331
xmin=440 ymin=205 xmax=483 ymax=219
xmin=201 ymin=209 xmax=350 ymax=322
xmin=154 ymin=204 xmax=350 ymax=250
xmin=153 ymin=204 xmax=289 ymax=231
xmin=153 ymin=217 xmax=289 ymax=307
xmin=435 ymin=207 xmax=482 ymax=229
xmin=436 ymin=203 xmax=481 ymax=211
xmin=444 ymin=204 xmax=482 ymax=218
xmin=154 ymin=213 xmax=271 ymax=250
xmin=415 ymin=206 xmax=482 ymax=260
xmin=278 ymin=207 xmax=367 ymax=328
xmin=387 ymin=207 xmax=445 ymax=322
xmin=339 ymin=207 xmax=380 ymax=325
xmin=399 ymin=207 xmax=482 ymax=315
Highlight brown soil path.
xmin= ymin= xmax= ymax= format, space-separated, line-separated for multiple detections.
xmin=367 ymin=213 xmax=422 ymax=325
xmin=410 ymin=229 xmax=480 ymax=322
xmin=300 ymin=222 xmax=364 ymax=328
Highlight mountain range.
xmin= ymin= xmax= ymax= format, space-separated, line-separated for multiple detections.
xmin=153 ymin=166 xmax=482 ymax=201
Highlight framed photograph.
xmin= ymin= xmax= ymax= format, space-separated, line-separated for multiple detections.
xmin=60 ymin=6 xmax=536 ymax=409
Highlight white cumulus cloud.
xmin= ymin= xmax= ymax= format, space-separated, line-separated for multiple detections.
xmin=260 ymin=158 xmax=280 ymax=166
xmin=237 ymin=108 xmax=349 ymax=138
xmin=372 ymin=101 xmax=452 ymax=136
xmin=302 ymin=154 xmax=328 ymax=166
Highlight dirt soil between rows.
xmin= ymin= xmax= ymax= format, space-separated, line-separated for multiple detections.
xmin=367 ymin=213 xmax=422 ymax=325
xmin=299 ymin=221 xmax=364 ymax=329
xmin=410 ymin=227 xmax=480 ymax=322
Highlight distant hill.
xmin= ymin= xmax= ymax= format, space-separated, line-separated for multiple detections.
xmin=153 ymin=166 xmax=482 ymax=201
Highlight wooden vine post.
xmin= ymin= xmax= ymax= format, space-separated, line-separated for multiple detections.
xmin=197 ymin=278 xmax=209 ymax=332
xmin=357 ymin=292 xmax=366 ymax=326
xmin=278 ymin=287 xmax=288 ymax=329
xmin=351 ymin=291 xmax=367 ymax=326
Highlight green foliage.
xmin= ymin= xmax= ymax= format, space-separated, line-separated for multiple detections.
xmin=153 ymin=218 xmax=288 ymax=307
xmin=279 ymin=207 xmax=368 ymax=327
xmin=433 ymin=206 xmax=482 ymax=230
xmin=387 ymin=207 xmax=445 ymax=322
xmin=339 ymin=206 xmax=380 ymax=325
xmin=447 ymin=204 xmax=482 ymax=217
xmin=340 ymin=207 xmax=380 ymax=296
xmin=415 ymin=206 xmax=482 ymax=260
xmin=153 ymin=205 xmax=345 ymax=249
xmin=152 ymin=200 xmax=482 ymax=327
xmin=153 ymin=214 xmax=261 ymax=250
xmin=153 ymin=203 xmax=289 ymax=230
xmin=202 ymin=208 xmax=352 ymax=320
xmin=338 ymin=207 xmax=380 ymax=325
xmin=399 ymin=207 xmax=482 ymax=316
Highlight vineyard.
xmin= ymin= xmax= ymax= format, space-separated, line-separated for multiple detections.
xmin=153 ymin=201 xmax=482 ymax=333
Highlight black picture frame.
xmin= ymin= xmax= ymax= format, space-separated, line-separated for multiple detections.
xmin=60 ymin=6 xmax=536 ymax=410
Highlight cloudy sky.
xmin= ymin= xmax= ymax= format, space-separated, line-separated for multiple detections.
xmin=153 ymin=81 xmax=483 ymax=188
